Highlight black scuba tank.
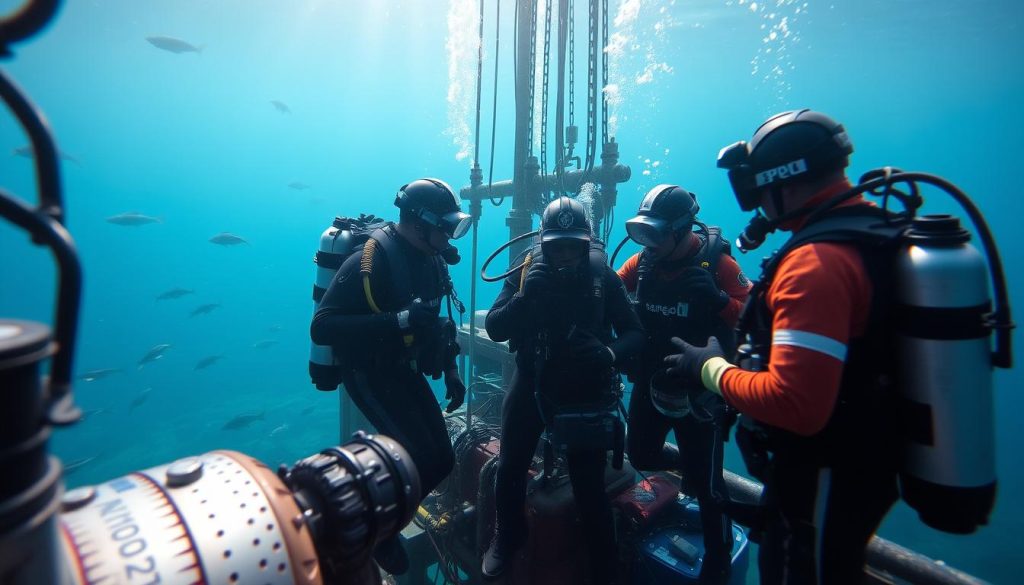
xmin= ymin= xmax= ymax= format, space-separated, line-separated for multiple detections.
xmin=894 ymin=214 xmax=996 ymax=534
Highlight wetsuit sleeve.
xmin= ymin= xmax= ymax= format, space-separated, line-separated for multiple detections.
xmin=484 ymin=269 xmax=532 ymax=343
xmin=718 ymin=243 xmax=871 ymax=436
xmin=616 ymin=253 xmax=641 ymax=293
xmin=715 ymin=254 xmax=753 ymax=327
xmin=310 ymin=253 xmax=402 ymax=347
xmin=603 ymin=266 xmax=645 ymax=362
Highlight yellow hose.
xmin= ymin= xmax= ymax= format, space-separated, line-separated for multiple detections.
xmin=361 ymin=238 xmax=413 ymax=348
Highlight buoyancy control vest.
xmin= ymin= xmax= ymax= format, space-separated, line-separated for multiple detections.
xmin=635 ymin=226 xmax=737 ymax=370
xmin=736 ymin=205 xmax=997 ymax=534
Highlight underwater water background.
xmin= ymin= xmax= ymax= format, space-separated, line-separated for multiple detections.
xmin=1 ymin=0 xmax=1022 ymax=582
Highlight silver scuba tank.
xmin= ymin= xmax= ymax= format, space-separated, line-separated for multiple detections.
xmin=309 ymin=217 xmax=355 ymax=391
xmin=895 ymin=214 xmax=996 ymax=534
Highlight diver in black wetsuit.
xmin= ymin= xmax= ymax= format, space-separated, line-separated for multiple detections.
xmin=310 ymin=178 xmax=471 ymax=573
xmin=481 ymin=196 xmax=644 ymax=584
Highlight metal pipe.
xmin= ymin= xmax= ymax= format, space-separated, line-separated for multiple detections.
xmin=460 ymin=161 xmax=630 ymax=203
xmin=720 ymin=471 xmax=990 ymax=585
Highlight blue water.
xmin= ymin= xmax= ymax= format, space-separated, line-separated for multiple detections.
xmin=1 ymin=0 xmax=1021 ymax=581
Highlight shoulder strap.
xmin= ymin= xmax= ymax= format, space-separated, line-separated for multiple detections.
xmin=365 ymin=225 xmax=415 ymax=310
xmin=760 ymin=207 xmax=908 ymax=288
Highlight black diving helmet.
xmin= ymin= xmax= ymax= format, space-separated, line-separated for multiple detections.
xmin=395 ymin=178 xmax=472 ymax=239
xmin=625 ymin=184 xmax=700 ymax=248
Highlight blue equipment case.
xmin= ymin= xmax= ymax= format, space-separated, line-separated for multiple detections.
xmin=633 ymin=497 xmax=750 ymax=584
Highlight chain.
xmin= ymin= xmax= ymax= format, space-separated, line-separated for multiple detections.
xmin=540 ymin=0 xmax=552 ymax=185
xmin=585 ymin=0 xmax=598 ymax=173
xmin=527 ymin=0 xmax=538 ymax=157
xmin=601 ymin=0 xmax=609 ymax=144
xmin=568 ymin=0 xmax=575 ymax=130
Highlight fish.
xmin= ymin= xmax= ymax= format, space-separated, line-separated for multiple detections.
xmin=269 ymin=424 xmax=289 ymax=437
xmin=194 ymin=355 xmax=224 ymax=371
xmin=189 ymin=303 xmax=221 ymax=317
xmin=253 ymin=340 xmax=278 ymax=349
xmin=13 ymin=145 xmax=81 ymax=164
xmin=82 ymin=407 xmax=108 ymax=421
xmin=222 ymin=412 xmax=265 ymax=430
xmin=63 ymin=456 xmax=98 ymax=476
xmin=209 ymin=232 xmax=249 ymax=246
xmin=156 ymin=287 xmax=195 ymax=301
xmin=138 ymin=344 xmax=172 ymax=367
xmin=270 ymin=100 xmax=291 ymax=113
xmin=146 ymin=35 xmax=203 ymax=54
xmin=77 ymin=368 xmax=122 ymax=382
xmin=300 ymin=405 xmax=315 ymax=416
xmin=128 ymin=388 xmax=153 ymax=412
xmin=268 ymin=324 xmax=284 ymax=333
xmin=106 ymin=212 xmax=161 ymax=226
xmin=288 ymin=181 xmax=311 ymax=190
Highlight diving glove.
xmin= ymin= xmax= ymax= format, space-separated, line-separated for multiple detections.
xmin=664 ymin=336 xmax=728 ymax=392
xmin=444 ymin=368 xmax=466 ymax=413
xmin=678 ymin=267 xmax=730 ymax=311
xmin=396 ymin=298 xmax=436 ymax=330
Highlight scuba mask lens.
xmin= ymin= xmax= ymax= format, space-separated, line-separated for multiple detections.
xmin=717 ymin=140 xmax=761 ymax=211
xmin=625 ymin=217 xmax=669 ymax=248
xmin=444 ymin=212 xmax=472 ymax=239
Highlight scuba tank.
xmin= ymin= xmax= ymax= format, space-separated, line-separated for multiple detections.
xmin=309 ymin=217 xmax=352 ymax=390
xmin=309 ymin=214 xmax=389 ymax=390
xmin=894 ymin=214 xmax=997 ymax=533
xmin=732 ymin=168 xmax=1012 ymax=535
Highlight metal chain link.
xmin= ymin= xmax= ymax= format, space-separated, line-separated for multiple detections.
xmin=601 ymin=0 xmax=609 ymax=144
xmin=527 ymin=0 xmax=538 ymax=157
xmin=568 ymin=0 xmax=575 ymax=130
xmin=585 ymin=0 xmax=598 ymax=173
xmin=540 ymin=0 xmax=552 ymax=186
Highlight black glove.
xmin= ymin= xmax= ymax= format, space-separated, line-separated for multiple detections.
xmin=664 ymin=336 xmax=725 ymax=383
xmin=566 ymin=329 xmax=615 ymax=368
xmin=678 ymin=267 xmax=729 ymax=311
xmin=397 ymin=298 xmax=437 ymax=330
xmin=520 ymin=261 xmax=553 ymax=300
xmin=444 ymin=368 xmax=466 ymax=413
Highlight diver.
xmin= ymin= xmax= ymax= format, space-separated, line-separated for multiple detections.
xmin=480 ymin=196 xmax=644 ymax=584
xmin=310 ymin=178 xmax=471 ymax=573
xmin=616 ymin=184 xmax=751 ymax=584
xmin=664 ymin=110 xmax=902 ymax=584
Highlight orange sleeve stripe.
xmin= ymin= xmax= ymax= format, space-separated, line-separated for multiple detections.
xmin=719 ymin=242 xmax=871 ymax=435
xmin=616 ymin=253 xmax=641 ymax=293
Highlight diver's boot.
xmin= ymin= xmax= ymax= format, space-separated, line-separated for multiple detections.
xmin=481 ymin=526 xmax=520 ymax=580
xmin=373 ymin=535 xmax=410 ymax=576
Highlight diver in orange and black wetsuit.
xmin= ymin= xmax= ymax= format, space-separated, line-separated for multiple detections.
xmin=665 ymin=110 xmax=900 ymax=584
xmin=616 ymin=184 xmax=751 ymax=584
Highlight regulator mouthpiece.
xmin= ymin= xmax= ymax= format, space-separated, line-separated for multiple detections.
xmin=736 ymin=213 xmax=774 ymax=253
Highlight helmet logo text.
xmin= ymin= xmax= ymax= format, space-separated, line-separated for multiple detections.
xmin=755 ymin=158 xmax=808 ymax=187
xmin=557 ymin=210 xmax=574 ymax=228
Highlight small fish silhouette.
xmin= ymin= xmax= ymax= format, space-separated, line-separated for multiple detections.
xmin=77 ymin=368 xmax=122 ymax=382
xmin=107 ymin=212 xmax=162 ymax=226
xmin=156 ymin=287 xmax=195 ymax=300
xmin=269 ymin=424 xmax=289 ymax=437
xmin=288 ymin=181 xmax=311 ymax=190
xmin=253 ymin=340 xmax=278 ymax=350
xmin=138 ymin=344 xmax=172 ymax=367
xmin=64 ymin=456 xmax=98 ymax=476
xmin=146 ymin=35 xmax=203 ymax=54
xmin=13 ymin=145 xmax=80 ymax=164
xmin=189 ymin=303 xmax=222 ymax=317
xmin=271 ymin=100 xmax=291 ymax=113
xmin=222 ymin=412 xmax=265 ymax=430
xmin=128 ymin=387 xmax=153 ymax=412
xmin=209 ymin=232 xmax=249 ymax=246
xmin=194 ymin=355 xmax=224 ymax=371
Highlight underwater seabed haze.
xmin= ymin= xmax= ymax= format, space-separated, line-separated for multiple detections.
xmin=1 ymin=0 xmax=1022 ymax=582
